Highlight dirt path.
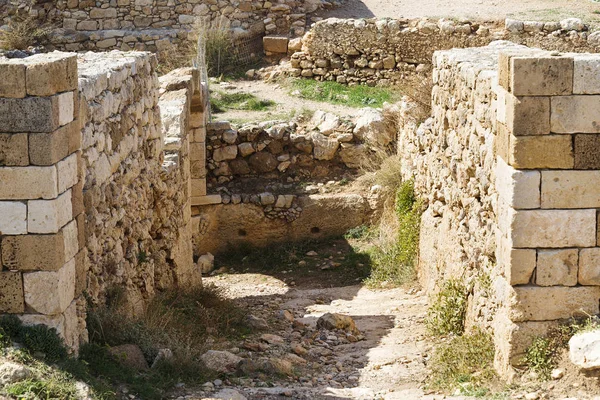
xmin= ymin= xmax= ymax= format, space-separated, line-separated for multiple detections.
xmin=316 ymin=0 xmax=600 ymax=25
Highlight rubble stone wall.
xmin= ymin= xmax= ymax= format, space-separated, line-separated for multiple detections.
xmin=0 ymin=51 xmax=203 ymax=350
xmin=1 ymin=0 xmax=323 ymax=52
xmin=398 ymin=41 xmax=600 ymax=376
xmin=286 ymin=17 xmax=600 ymax=86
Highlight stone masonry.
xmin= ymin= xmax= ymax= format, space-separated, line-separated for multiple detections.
xmin=0 ymin=52 xmax=85 ymax=352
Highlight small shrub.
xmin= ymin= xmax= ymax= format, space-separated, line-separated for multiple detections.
xmin=344 ymin=225 xmax=371 ymax=240
xmin=5 ymin=378 xmax=79 ymax=399
xmin=0 ymin=315 xmax=68 ymax=362
xmin=428 ymin=329 xmax=496 ymax=393
xmin=0 ymin=16 xmax=52 ymax=50
xmin=426 ymin=279 xmax=468 ymax=336
xmin=196 ymin=17 xmax=235 ymax=77
xmin=211 ymin=91 xmax=275 ymax=113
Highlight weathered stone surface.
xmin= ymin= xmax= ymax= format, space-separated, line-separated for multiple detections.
xmin=0 ymin=96 xmax=61 ymax=133
xmin=496 ymin=157 xmax=540 ymax=209
xmin=536 ymin=249 xmax=578 ymax=286
xmin=579 ymin=248 xmax=600 ymax=285
xmin=0 ymin=272 xmax=24 ymax=313
xmin=311 ymin=132 xmax=339 ymax=160
xmin=0 ymin=363 xmax=31 ymax=386
xmin=27 ymin=190 xmax=73 ymax=234
xmin=263 ymin=36 xmax=289 ymax=53
xmin=0 ymin=62 xmax=26 ymax=98
xmin=574 ymin=134 xmax=600 ymax=170
xmin=0 ymin=133 xmax=28 ymax=166
xmin=109 ymin=344 xmax=150 ymax=370
xmin=510 ymin=286 xmax=600 ymax=321
xmin=249 ymin=152 xmax=278 ymax=172
xmin=510 ymin=135 xmax=573 ymax=169
xmin=23 ymin=257 xmax=76 ymax=315
xmin=505 ymin=95 xmax=550 ymax=136
xmin=0 ymin=166 xmax=58 ymax=200
xmin=511 ymin=56 xmax=573 ymax=96
xmin=541 ymin=171 xmax=600 ymax=208
xmin=511 ymin=209 xmax=596 ymax=248
xmin=353 ymin=108 xmax=393 ymax=146
xmin=1 ymin=232 xmax=66 ymax=271
xmin=19 ymin=300 xmax=79 ymax=351
xmin=0 ymin=201 xmax=27 ymax=235
xmin=57 ymin=152 xmax=79 ymax=194
xmin=200 ymin=350 xmax=242 ymax=373
xmin=340 ymin=143 xmax=367 ymax=168
xmin=570 ymin=330 xmax=600 ymax=370
xmin=496 ymin=238 xmax=536 ymax=285
xmin=551 ymin=96 xmax=600 ymax=133
xmin=29 ymin=121 xmax=75 ymax=166
xmin=574 ymin=56 xmax=600 ymax=94
xmin=213 ymin=145 xmax=238 ymax=162
xmin=317 ymin=313 xmax=359 ymax=333
xmin=24 ymin=52 xmax=78 ymax=96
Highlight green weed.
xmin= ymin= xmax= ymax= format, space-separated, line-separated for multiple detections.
xmin=287 ymin=78 xmax=400 ymax=108
xmin=344 ymin=225 xmax=371 ymax=240
xmin=0 ymin=316 xmax=68 ymax=362
xmin=428 ymin=329 xmax=497 ymax=393
xmin=426 ymin=279 xmax=468 ymax=336
xmin=211 ymin=91 xmax=275 ymax=113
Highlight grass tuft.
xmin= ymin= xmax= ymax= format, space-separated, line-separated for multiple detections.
xmin=211 ymin=91 xmax=275 ymax=113
xmin=287 ymin=78 xmax=400 ymax=108
xmin=428 ymin=329 xmax=497 ymax=394
xmin=426 ymin=279 xmax=468 ymax=336
xmin=0 ymin=16 xmax=52 ymax=50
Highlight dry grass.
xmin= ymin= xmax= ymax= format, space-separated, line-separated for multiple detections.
xmin=0 ymin=16 xmax=52 ymax=50
xmin=400 ymin=75 xmax=433 ymax=122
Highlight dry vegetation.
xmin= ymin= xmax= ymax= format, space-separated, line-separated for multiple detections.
xmin=0 ymin=16 xmax=51 ymax=50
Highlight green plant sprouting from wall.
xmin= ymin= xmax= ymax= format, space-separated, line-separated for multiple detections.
xmin=426 ymin=279 xmax=469 ymax=336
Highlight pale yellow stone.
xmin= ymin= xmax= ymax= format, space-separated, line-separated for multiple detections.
xmin=541 ymin=171 xmax=600 ymax=209
xmin=0 ymin=166 xmax=58 ymax=200
xmin=27 ymin=189 xmax=73 ymax=234
xmin=511 ymin=209 xmax=596 ymax=248
xmin=191 ymin=194 xmax=221 ymax=206
xmin=23 ymin=258 xmax=75 ymax=315
xmin=510 ymin=135 xmax=573 ymax=169
xmin=496 ymin=156 xmax=540 ymax=209
xmin=0 ymin=202 xmax=27 ymax=235
xmin=510 ymin=286 xmax=600 ymax=321
xmin=536 ymin=249 xmax=578 ymax=286
xmin=511 ymin=56 xmax=573 ymax=96
xmin=551 ymin=95 xmax=600 ymax=133
xmin=57 ymin=153 xmax=78 ymax=194
xmin=579 ymin=248 xmax=600 ymax=285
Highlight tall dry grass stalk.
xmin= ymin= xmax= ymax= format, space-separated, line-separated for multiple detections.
xmin=0 ymin=16 xmax=52 ymax=50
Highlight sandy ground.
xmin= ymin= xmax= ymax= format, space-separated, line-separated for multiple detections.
xmin=316 ymin=0 xmax=600 ymax=25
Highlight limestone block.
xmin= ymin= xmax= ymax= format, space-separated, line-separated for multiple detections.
xmin=191 ymin=194 xmax=221 ymax=206
xmin=569 ymin=330 xmax=600 ymax=370
xmin=536 ymin=249 xmax=578 ymax=286
xmin=263 ymin=36 xmax=289 ymax=54
xmin=0 ymin=133 xmax=28 ymax=166
xmin=312 ymin=132 xmax=340 ymax=160
xmin=551 ymin=96 xmax=600 ymax=133
xmin=542 ymin=171 xmax=600 ymax=209
xmin=0 ymin=201 xmax=27 ymax=235
xmin=27 ymin=190 xmax=73 ymax=234
xmin=23 ymin=258 xmax=75 ymax=315
xmin=190 ymin=112 xmax=204 ymax=130
xmin=190 ymin=142 xmax=206 ymax=162
xmin=213 ymin=145 xmax=238 ymax=162
xmin=75 ymin=213 xmax=85 ymax=251
xmin=57 ymin=153 xmax=79 ymax=194
xmin=57 ymin=92 xmax=75 ymax=127
xmin=511 ymin=209 xmax=596 ymax=248
xmin=579 ymin=248 xmax=600 ymax=285
xmin=24 ymin=53 xmax=78 ymax=96
xmin=495 ymin=122 xmax=511 ymax=163
xmin=510 ymin=135 xmax=573 ymax=169
xmin=0 ymin=62 xmax=26 ymax=98
xmin=0 ymin=166 xmax=58 ymax=200
xmin=0 ymin=96 xmax=61 ymax=133
xmin=496 ymin=238 xmax=536 ymax=285
xmin=238 ymin=142 xmax=255 ymax=157
xmin=505 ymin=95 xmax=550 ymax=136
xmin=495 ymin=156 xmax=540 ymax=209
xmin=191 ymin=178 xmax=207 ymax=197
xmin=74 ymin=249 xmax=88 ymax=297
xmin=29 ymin=121 xmax=75 ymax=166
xmin=496 ymin=86 xmax=508 ymax=124
xmin=510 ymin=286 xmax=600 ymax=321
xmin=192 ymin=127 xmax=206 ymax=142
xmin=574 ymin=135 xmax=600 ymax=170
xmin=71 ymin=181 xmax=84 ymax=217
xmin=20 ymin=300 xmax=79 ymax=351
xmin=62 ymin=219 xmax=79 ymax=263
xmin=1 ymin=232 xmax=65 ymax=271
xmin=90 ymin=7 xmax=117 ymax=18
xmin=0 ymin=272 xmax=24 ymax=313
xmin=573 ymin=56 xmax=600 ymax=94
xmin=511 ymin=56 xmax=573 ymax=96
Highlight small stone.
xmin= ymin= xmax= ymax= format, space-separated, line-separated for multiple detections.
xmin=0 ymin=362 xmax=31 ymax=385
xmin=247 ymin=314 xmax=269 ymax=330
xmin=109 ymin=344 xmax=149 ymax=371
xmin=316 ymin=313 xmax=359 ymax=334
xmin=200 ymin=350 xmax=242 ymax=373
xmin=551 ymin=368 xmax=564 ymax=379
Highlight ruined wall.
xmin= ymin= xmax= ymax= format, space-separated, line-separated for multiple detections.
xmin=284 ymin=17 xmax=600 ymax=86
xmin=1 ymin=0 xmax=323 ymax=52
xmin=399 ymin=41 xmax=600 ymax=376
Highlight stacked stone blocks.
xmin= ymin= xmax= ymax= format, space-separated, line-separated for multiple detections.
xmin=0 ymin=52 xmax=84 ymax=351
xmin=495 ymin=49 xmax=600 ymax=368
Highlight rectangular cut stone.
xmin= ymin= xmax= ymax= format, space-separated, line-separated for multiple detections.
xmin=496 ymin=156 xmax=540 ymax=209
xmin=536 ymin=249 xmax=578 ymax=286
xmin=190 ymin=142 xmax=206 ymax=162
xmin=552 ymin=96 xmax=600 ymax=133
xmin=573 ymin=55 xmax=600 ymax=94
xmin=495 ymin=86 xmax=508 ymax=124
xmin=190 ymin=112 xmax=204 ymax=129
xmin=57 ymin=152 xmax=79 ymax=194
xmin=0 ymin=133 xmax=28 ymax=166
xmin=496 ymin=236 xmax=536 ymax=285
xmin=512 ymin=209 xmax=596 ymax=248
xmin=0 ymin=271 xmax=24 ymax=313
xmin=510 ymin=135 xmax=573 ymax=169
xmin=0 ymin=166 xmax=58 ymax=200
xmin=192 ymin=127 xmax=206 ymax=142
xmin=0 ymin=62 xmax=26 ymax=98
xmin=24 ymin=53 xmax=78 ymax=96
xmin=495 ymin=122 xmax=511 ymax=163
xmin=574 ymin=135 xmax=600 ymax=170
xmin=29 ymin=121 xmax=74 ymax=166
xmin=23 ymin=258 xmax=75 ymax=315
xmin=71 ymin=181 xmax=84 ymax=217
xmin=579 ymin=248 xmax=600 ymax=285
xmin=57 ymin=92 xmax=75 ymax=127
xmin=263 ymin=36 xmax=289 ymax=54
xmin=542 ymin=171 xmax=600 ymax=208
xmin=27 ymin=189 xmax=73 ymax=234
xmin=1 ymin=231 xmax=66 ymax=271
xmin=19 ymin=300 xmax=79 ymax=351
xmin=191 ymin=194 xmax=221 ymax=206
xmin=498 ymin=50 xmax=540 ymax=92
xmin=0 ymin=96 xmax=60 ymax=133
xmin=0 ymin=201 xmax=27 ymax=235
xmin=505 ymin=95 xmax=550 ymax=136
xmin=191 ymin=178 xmax=207 ymax=197
xmin=510 ymin=286 xmax=600 ymax=321
xmin=511 ymin=56 xmax=573 ymax=96
xmin=62 ymin=219 xmax=79 ymax=262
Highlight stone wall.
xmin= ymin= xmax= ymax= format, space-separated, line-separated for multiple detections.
xmin=398 ymin=41 xmax=600 ymax=376
xmin=283 ymin=17 xmax=600 ymax=86
xmin=1 ymin=0 xmax=324 ymax=52
xmin=0 ymin=50 xmax=204 ymax=349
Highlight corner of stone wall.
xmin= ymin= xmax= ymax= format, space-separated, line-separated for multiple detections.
xmin=0 ymin=52 xmax=87 ymax=353
xmin=493 ymin=48 xmax=600 ymax=376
